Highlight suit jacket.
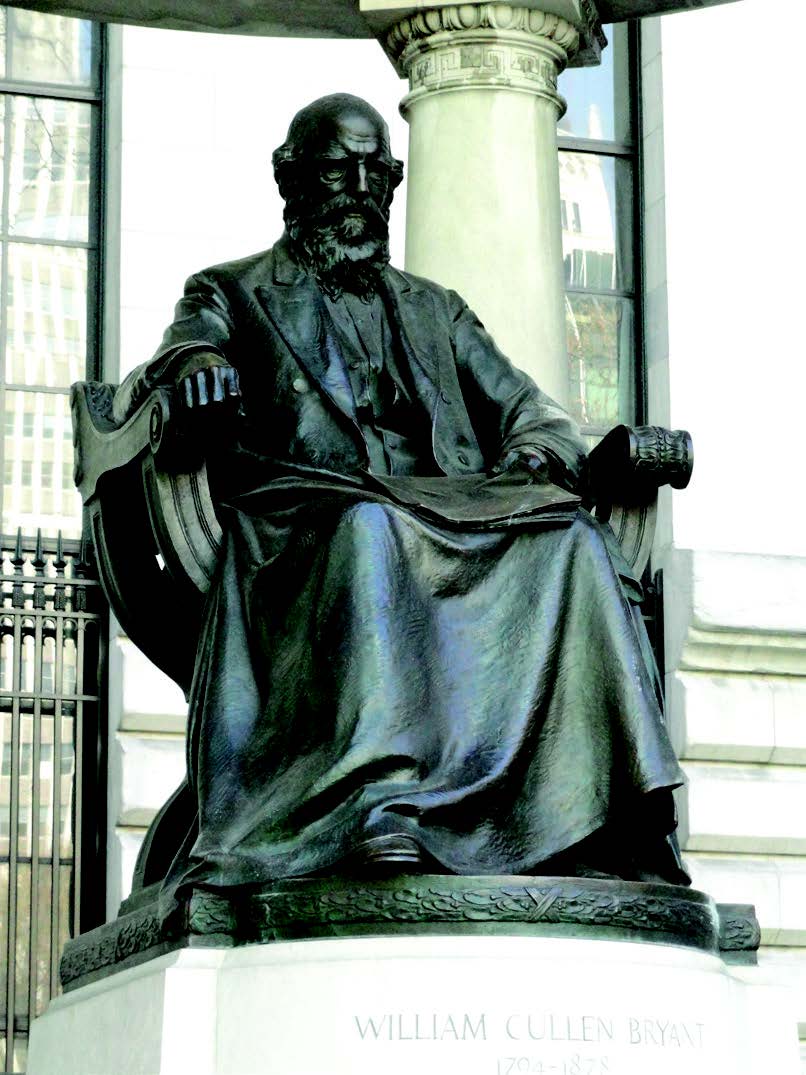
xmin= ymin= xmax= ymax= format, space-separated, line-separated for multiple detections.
xmin=115 ymin=236 xmax=587 ymax=486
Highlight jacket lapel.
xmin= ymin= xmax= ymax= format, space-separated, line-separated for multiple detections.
xmin=256 ymin=242 xmax=357 ymax=424
xmin=384 ymin=267 xmax=484 ymax=476
xmin=382 ymin=269 xmax=442 ymax=411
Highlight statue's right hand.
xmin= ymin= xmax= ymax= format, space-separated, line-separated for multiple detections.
xmin=178 ymin=363 xmax=241 ymax=413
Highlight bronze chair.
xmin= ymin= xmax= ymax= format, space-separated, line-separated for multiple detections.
xmin=71 ymin=380 xmax=693 ymax=897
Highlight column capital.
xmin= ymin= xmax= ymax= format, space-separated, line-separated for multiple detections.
xmin=387 ymin=5 xmax=580 ymax=118
xmin=368 ymin=2 xmax=606 ymax=66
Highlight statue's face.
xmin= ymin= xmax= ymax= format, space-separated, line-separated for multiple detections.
xmin=309 ymin=110 xmax=392 ymax=217
xmin=293 ymin=107 xmax=393 ymax=249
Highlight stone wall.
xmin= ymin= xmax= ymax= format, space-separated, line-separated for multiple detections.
xmin=641 ymin=3 xmax=806 ymax=1064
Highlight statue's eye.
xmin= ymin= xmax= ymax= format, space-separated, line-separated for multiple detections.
xmin=321 ymin=166 xmax=346 ymax=183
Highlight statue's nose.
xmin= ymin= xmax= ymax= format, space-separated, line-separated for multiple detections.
xmin=354 ymin=161 xmax=370 ymax=196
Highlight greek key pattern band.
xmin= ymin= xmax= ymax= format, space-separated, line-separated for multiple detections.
xmin=387 ymin=5 xmax=578 ymax=111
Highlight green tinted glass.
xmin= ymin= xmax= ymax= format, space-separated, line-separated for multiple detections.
xmin=566 ymin=294 xmax=635 ymax=432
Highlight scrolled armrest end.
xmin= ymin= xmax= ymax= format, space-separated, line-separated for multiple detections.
xmin=71 ymin=381 xmax=178 ymax=503
xmin=586 ymin=423 xmax=693 ymax=507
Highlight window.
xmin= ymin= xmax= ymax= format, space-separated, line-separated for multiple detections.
xmin=0 ymin=7 xmax=103 ymax=541
xmin=558 ymin=23 xmax=641 ymax=442
xmin=0 ymin=13 xmax=104 ymax=1072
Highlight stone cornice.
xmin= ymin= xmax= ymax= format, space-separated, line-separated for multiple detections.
xmin=2 ymin=0 xmax=742 ymax=54
xmin=599 ymin=0 xmax=739 ymax=20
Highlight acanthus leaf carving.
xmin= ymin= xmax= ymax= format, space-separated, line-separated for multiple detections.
xmin=386 ymin=4 xmax=579 ymax=69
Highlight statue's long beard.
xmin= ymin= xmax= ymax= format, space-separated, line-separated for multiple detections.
xmin=285 ymin=195 xmax=390 ymax=301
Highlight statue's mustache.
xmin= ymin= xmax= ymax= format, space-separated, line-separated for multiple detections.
xmin=289 ymin=192 xmax=389 ymax=239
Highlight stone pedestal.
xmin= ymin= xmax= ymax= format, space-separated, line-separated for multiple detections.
xmin=386 ymin=6 xmax=579 ymax=401
xmin=29 ymin=934 xmax=800 ymax=1075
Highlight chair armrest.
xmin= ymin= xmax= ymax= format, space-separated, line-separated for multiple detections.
xmin=71 ymin=381 xmax=210 ymax=499
xmin=585 ymin=425 xmax=694 ymax=577
xmin=71 ymin=381 xmax=223 ymax=691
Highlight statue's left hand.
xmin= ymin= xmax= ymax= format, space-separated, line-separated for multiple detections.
xmin=490 ymin=448 xmax=550 ymax=480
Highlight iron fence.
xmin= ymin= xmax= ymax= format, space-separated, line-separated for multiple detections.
xmin=0 ymin=530 xmax=106 ymax=1073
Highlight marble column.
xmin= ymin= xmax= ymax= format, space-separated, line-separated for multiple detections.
xmin=385 ymin=5 xmax=579 ymax=403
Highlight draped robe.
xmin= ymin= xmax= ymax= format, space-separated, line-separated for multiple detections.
xmin=117 ymin=237 xmax=688 ymax=895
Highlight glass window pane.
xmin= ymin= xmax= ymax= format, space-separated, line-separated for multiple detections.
xmin=8 ymin=97 xmax=92 ymax=242
xmin=33 ymin=865 xmax=52 ymax=1018
xmin=15 ymin=865 xmax=31 ymax=1030
xmin=0 ymin=95 xmax=5 ymax=208
xmin=7 ymin=9 xmax=96 ymax=89
xmin=5 ymin=242 xmax=88 ymax=387
xmin=566 ymin=294 xmax=635 ymax=431
xmin=559 ymin=23 xmax=631 ymax=144
xmin=0 ymin=9 xmax=7 ymax=79
xmin=560 ymin=153 xmax=633 ymax=293
xmin=2 ymin=390 xmax=81 ymax=539
xmin=0 ymin=862 xmax=6 ymax=1028
xmin=59 ymin=715 xmax=74 ymax=858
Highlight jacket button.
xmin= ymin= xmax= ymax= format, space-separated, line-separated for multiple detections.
xmin=458 ymin=451 xmax=469 ymax=466
xmin=292 ymin=377 xmax=308 ymax=393
xmin=440 ymin=391 xmax=452 ymax=404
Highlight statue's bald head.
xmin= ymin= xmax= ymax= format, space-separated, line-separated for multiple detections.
xmin=272 ymin=93 xmax=403 ymax=204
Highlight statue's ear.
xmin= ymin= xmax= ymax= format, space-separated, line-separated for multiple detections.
xmin=379 ymin=158 xmax=404 ymax=212
xmin=272 ymin=145 xmax=297 ymax=200
xmin=389 ymin=158 xmax=405 ymax=191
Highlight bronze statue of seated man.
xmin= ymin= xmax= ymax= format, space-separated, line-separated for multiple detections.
xmin=111 ymin=93 xmax=690 ymax=902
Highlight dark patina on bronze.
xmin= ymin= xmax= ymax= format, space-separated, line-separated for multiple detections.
xmin=60 ymin=878 xmax=760 ymax=992
xmin=68 ymin=95 xmax=725 ymax=984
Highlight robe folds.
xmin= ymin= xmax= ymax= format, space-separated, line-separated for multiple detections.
xmin=165 ymin=464 xmax=687 ymax=895
xmin=116 ymin=238 xmax=689 ymax=899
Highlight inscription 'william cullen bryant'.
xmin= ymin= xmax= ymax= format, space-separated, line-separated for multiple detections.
xmin=354 ymin=1012 xmax=706 ymax=1049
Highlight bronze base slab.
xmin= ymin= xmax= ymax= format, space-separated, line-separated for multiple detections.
xmin=60 ymin=875 xmax=760 ymax=992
